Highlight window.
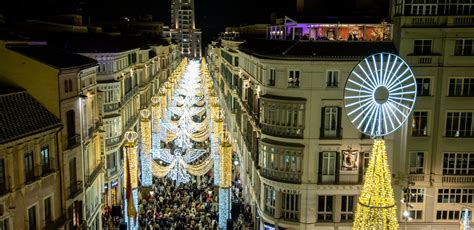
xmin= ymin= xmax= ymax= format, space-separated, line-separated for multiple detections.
xmin=269 ymin=69 xmax=276 ymax=86
xmin=264 ymin=185 xmax=276 ymax=216
xmin=411 ymin=4 xmax=437 ymax=15
xmin=317 ymin=195 xmax=333 ymax=222
xmin=0 ymin=218 xmax=9 ymax=230
xmin=326 ymin=71 xmax=339 ymax=87
xmin=438 ymin=189 xmax=474 ymax=203
xmin=443 ymin=152 xmax=474 ymax=175
xmin=24 ymin=152 xmax=35 ymax=182
xmin=321 ymin=107 xmax=341 ymax=138
xmin=288 ymin=70 xmax=300 ymax=87
xmin=41 ymin=146 xmax=50 ymax=175
xmin=454 ymin=40 xmax=473 ymax=56
xmin=341 ymin=196 xmax=355 ymax=221
xmin=416 ymin=77 xmax=431 ymax=96
xmin=404 ymin=188 xmax=424 ymax=203
xmin=448 ymin=78 xmax=474 ymax=97
xmin=445 ymin=112 xmax=473 ymax=137
xmin=362 ymin=152 xmax=371 ymax=174
xmin=412 ymin=111 xmax=429 ymax=136
xmin=259 ymin=142 xmax=303 ymax=182
xmin=281 ymin=192 xmax=299 ymax=221
xmin=44 ymin=197 xmax=52 ymax=224
xmin=409 ymin=210 xmax=423 ymax=220
xmin=0 ymin=159 xmax=5 ymax=194
xmin=260 ymin=100 xmax=305 ymax=138
xmin=409 ymin=152 xmax=425 ymax=174
xmin=436 ymin=210 xmax=460 ymax=220
xmin=413 ymin=40 xmax=432 ymax=55
xmin=321 ymin=152 xmax=336 ymax=176
xmin=27 ymin=205 xmax=37 ymax=230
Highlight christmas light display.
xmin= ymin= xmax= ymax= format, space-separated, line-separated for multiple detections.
xmin=219 ymin=131 xmax=232 ymax=188
xmin=218 ymin=188 xmax=231 ymax=229
xmin=123 ymin=131 xmax=138 ymax=229
xmin=344 ymin=53 xmax=416 ymax=229
xmin=140 ymin=109 xmax=152 ymax=187
xmin=353 ymin=139 xmax=398 ymax=229
xmin=151 ymin=96 xmax=161 ymax=159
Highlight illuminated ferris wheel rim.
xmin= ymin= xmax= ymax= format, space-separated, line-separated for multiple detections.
xmin=343 ymin=52 xmax=417 ymax=138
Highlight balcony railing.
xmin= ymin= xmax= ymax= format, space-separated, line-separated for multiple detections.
xmin=408 ymin=174 xmax=425 ymax=182
xmin=104 ymin=102 xmax=120 ymax=113
xmin=67 ymin=135 xmax=81 ymax=150
xmin=86 ymin=161 xmax=104 ymax=188
xmin=105 ymin=136 xmax=121 ymax=147
xmin=68 ymin=181 xmax=83 ymax=199
xmin=261 ymin=123 xmax=303 ymax=139
xmin=402 ymin=15 xmax=474 ymax=27
xmin=260 ymin=168 xmax=302 ymax=183
xmin=442 ymin=175 xmax=474 ymax=184
xmin=281 ymin=210 xmax=299 ymax=222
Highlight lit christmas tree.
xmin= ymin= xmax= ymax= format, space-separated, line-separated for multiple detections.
xmin=353 ymin=139 xmax=399 ymax=230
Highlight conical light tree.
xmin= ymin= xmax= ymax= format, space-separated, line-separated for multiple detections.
xmin=353 ymin=139 xmax=398 ymax=229
xmin=342 ymin=53 xmax=417 ymax=229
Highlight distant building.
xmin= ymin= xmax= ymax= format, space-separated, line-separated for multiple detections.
xmin=170 ymin=0 xmax=202 ymax=59
xmin=0 ymin=88 xmax=63 ymax=230
xmin=0 ymin=41 xmax=103 ymax=229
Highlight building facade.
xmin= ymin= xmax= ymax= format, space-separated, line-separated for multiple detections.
xmin=170 ymin=0 xmax=202 ymax=59
xmin=0 ymin=89 xmax=63 ymax=230
xmin=208 ymin=37 xmax=401 ymax=229
xmin=0 ymin=41 xmax=103 ymax=230
xmin=392 ymin=1 xmax=474 ymax=229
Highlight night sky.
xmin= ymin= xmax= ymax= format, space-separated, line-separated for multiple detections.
xmin=1 ymin=0 xmax=387 ymax=46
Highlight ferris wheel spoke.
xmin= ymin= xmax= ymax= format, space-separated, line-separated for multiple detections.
xmin=347 ymin=98 xmax=375 ymax=116
xmin=378 ymin=53 xmax=384 ymax=86
xmin=385 ymin=60 xmax=405 ymax=89
xmin=358 ymin=64 xmax=378 ymax=89
xmin=381 ymin=104 xmax=392 ymax=132
xmin=346 ymin=81 xmax=373 ymax=94
xmin=383 ymin=56 xmax=398 ymax=86
xmin=371 ymin=104 xmax=381 ymax=135
xmin=382 ymin=54 xmax=391 ymax=85
xmin=388 ymin=81 xmax=415 ymax=92
xmin=389 ymin=96 xmax=415 ymax=103
xmin=364 ymin=58 xmax=378 ymax=86
xmin=351 ymin=100 xmax=376 ymax=124
xmin=371 ymin=55 xmax=380 ymax=85
xmin=353 ymin=72 xmax=376 ymax=91
xmin=389 ymin=91 xmax=417 ymax=96
xmin=388 ymin=99 xmax=411 ymax=111
xmin=387 ymin=68 xmax=413 ymax=88
xmin=363 ymin=103 xmax=378 ymax=133
xmin=385 ymin=102 xmax=403 ymax=126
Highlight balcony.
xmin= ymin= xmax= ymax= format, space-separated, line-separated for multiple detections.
xmin=68 ymin=181 xmax=83 ymax=199
xmin=67 ymin=135 xmax=81 ymax=150
xmin=260 ymin=168 xmax=302 ymax=183
xmin=406 ymin=55 xmax=440 ymax=67
xmin=105 ymin=136 xmax=122 ymax=147
xmin=408 ymin=174 xmax=425 ymax=183
xmin=86 ymin=161 xmax=104 ymax=188
xmin=261 ymin=123 xmax=303 ymax=139
xmin=442 ymin=175 xmax=474 ymax=184
xmin=401 ymin=15 xmax=474 ymax=27
xmin=104 ymin=102 xmax=120 ymax=113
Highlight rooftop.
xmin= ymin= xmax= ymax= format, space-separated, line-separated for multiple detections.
xmin=239 ymin=39 xmax=397 ymax=60
xmin=8 ymin=44 xmax=98 ymax=69
xmin=0 ymin=88 xmax=62 ymax=144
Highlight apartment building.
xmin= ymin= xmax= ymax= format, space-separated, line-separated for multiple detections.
xmin=0 ymin=41 xmax=103 ymax=229
xmin=170 ymin=0 xmax=202 ymax=59
xmin=0 ymin=88 xmax=63 ymax=230
xmin=392 ymin=1 xmax=474 ymax=229
xmin=208 ymin=34 xmax=400 ymax=229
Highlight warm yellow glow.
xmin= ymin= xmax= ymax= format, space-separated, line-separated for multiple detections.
xmin=125 ymin=142 xmax=139 ymax=189
xmin=353 ymin=139 xmax=399 ymax=230
xmin=141 ymin=114 xmax=151 ymax=156
xmin=219 ymin=140 xmax=232 ymax=188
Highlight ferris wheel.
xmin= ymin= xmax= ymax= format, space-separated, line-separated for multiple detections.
xmin=344 ymin=52 xmax=417 ymax=137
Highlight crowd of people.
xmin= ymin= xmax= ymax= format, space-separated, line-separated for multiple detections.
xmin=138 ymin=175 xmax=219 ymax=229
